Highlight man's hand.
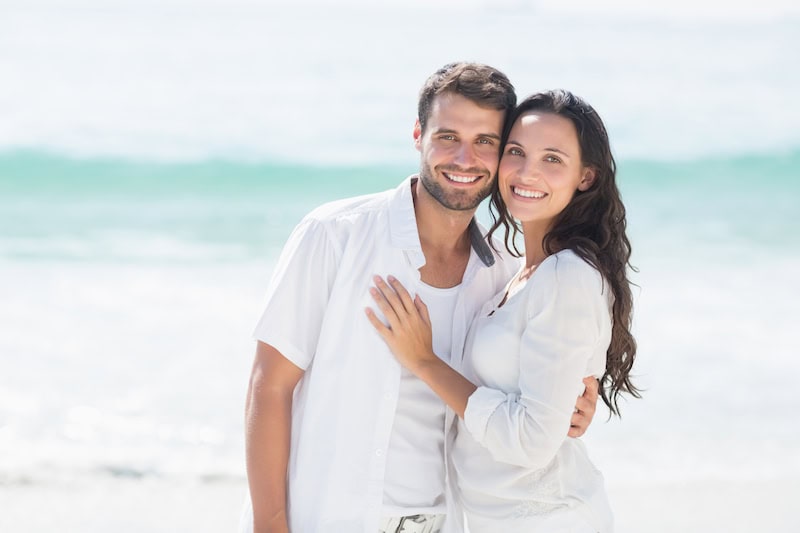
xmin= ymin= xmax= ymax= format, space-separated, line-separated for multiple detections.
xmin=568 ymin=377 xmax=599 ymax=437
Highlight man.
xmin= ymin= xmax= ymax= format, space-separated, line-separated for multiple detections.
xmin=242 ymin=63 xmax=598 ymax=533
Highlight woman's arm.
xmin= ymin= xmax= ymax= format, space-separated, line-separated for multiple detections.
xmin=462 ymin=258 xmax=610 ymax=468
xmin=365 ymin=275 xmax=476 ymax=417
xmin=365 ymin=272 xmax=601 ymax=439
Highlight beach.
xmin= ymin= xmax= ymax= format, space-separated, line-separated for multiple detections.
xmin=2 ymin=1 xmax=799 ymax=531
xmin=2 ymin=476 xmax=798 ymax=532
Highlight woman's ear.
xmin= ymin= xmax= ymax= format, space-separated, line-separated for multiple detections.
xmin=578 ymin=167 xmax=597 ymax=191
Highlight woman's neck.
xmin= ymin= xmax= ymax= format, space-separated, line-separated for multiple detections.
xmin=521 ymin=220 xmax=550 ymax=269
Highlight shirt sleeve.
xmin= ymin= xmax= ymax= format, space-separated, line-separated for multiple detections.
xmin=463 ymin=254 xmax=611 ymax=469
xmin=252 ymin=216 xmax=340 ymax=370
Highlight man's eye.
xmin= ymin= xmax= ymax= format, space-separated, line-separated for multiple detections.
xmin=440 ymin=135 xmax=456 ymax=141
xmin=477 ymin=138 xmax=494 ymax=145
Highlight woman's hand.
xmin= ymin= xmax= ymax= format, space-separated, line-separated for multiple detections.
xmin=365 ymin=275 xmax=438 ymax=373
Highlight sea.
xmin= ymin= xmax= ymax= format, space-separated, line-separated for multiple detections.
xmin=1 ymin=1 xmax=799 ymax=531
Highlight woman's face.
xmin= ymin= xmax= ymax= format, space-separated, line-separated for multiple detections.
xmin=498 ymin=111 xmax=594 ymax=227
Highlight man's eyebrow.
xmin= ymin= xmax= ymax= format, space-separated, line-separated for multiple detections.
xmin=434 ymin=128 xmax=501 ymax=141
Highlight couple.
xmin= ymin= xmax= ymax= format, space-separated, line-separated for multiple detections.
xmin=242 ymin=62 xmax=638 ymax=533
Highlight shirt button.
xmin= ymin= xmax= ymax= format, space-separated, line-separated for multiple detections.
xmin=375 ymin=449 xmax=383 ymax=457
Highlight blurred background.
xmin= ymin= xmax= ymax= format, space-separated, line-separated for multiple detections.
xmin=1 ymin=0 xmax=798 ymax=531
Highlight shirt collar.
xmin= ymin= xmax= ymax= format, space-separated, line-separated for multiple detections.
xmin=387 ymin=175 xmax=496 ymax=268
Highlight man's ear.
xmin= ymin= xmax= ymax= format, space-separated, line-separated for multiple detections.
xmin=413 ymin=119 xmax=422 ymax=152
xmin=578 ymin=167 xmax=597 ymax=191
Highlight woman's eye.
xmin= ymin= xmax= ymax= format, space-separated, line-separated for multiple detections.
xmin=507 ymin=147 xmax=523 ymax=156
xmin=545 ymin=155 xmax=562 ymax=163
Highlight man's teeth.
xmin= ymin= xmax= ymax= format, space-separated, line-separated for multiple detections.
xmin=513 ymin=187 xmax=546 ymax=198
xmin=447 ymin=174 xmax=479 ymax=183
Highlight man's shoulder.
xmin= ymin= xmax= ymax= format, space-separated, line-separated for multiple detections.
xmin=303 ymin=186 xmax=394 ymax=226
xmin=474 ymin=220 xmax=522 ymax=277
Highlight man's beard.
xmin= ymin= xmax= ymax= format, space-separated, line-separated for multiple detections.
xmin=418 ymin=161 xmax=494 ymax=212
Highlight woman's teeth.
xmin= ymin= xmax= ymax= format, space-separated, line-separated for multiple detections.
xmin=512 ymin=186 xmax=546 ymax=198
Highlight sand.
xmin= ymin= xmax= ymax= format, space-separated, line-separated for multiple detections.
xmin=1 ymin=476 xmax=797 ymax=532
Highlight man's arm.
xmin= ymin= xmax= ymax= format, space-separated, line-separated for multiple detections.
xmin=245 ymin=341 xmax=305 ymax=533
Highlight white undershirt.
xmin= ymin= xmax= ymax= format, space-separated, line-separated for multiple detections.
xmin=382 ymin=280 xmax=461 ymax=516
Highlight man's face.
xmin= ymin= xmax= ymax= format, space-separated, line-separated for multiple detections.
xmin=414 ymin=92 xmax=505 ymax=211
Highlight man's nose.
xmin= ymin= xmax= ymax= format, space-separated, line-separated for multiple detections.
xmin=453 ymin=143 xmax=477 ymax=167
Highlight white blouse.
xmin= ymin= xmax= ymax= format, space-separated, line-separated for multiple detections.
xmin=452 ymin=249 xmax=614 ymax=533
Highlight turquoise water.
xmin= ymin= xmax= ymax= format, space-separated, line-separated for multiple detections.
xmin=0 ymin=151 xmax=404 ymax=262
xmin=2 ymin=149 xmax=797 ymax=263
xmin=621 ymin=151 xmax=800 ymax=254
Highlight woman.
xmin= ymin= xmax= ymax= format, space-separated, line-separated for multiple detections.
xmin=366 ymin=90 xmax=638 ymax=532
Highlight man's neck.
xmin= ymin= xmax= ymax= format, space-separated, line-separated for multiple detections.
xmin=412 ymin=178 xmax=474 ymax=254
xmin=412 ymin=178 xmax=475 ymax=288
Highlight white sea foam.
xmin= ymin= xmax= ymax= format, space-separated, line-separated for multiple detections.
xmin=0 ymin=260 xmax=267 ymax=481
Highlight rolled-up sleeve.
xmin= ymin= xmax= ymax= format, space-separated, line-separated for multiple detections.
xmin=463 ymin=255 xmax=610 ymax=469
xmin=252 ymin=217 xmax=340 ymax=370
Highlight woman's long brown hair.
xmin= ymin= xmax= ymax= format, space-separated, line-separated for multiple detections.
xmin=488 ymin=90 xmax=640 ymax=416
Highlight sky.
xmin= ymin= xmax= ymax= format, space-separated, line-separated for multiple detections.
xmin=1 ymin=0 xmax=797 ymax=164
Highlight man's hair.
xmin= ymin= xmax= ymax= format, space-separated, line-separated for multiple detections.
xmin=417 ymin=62 xmax=516 ymax=132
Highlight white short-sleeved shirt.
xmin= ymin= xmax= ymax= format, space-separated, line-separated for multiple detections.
xmin=248 ymin=177 xmax=519 ymax=533
xmin=452 ymin=250 xmax=614 ymax=533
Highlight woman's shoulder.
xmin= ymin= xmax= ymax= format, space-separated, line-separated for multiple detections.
xmin=532 ymin=249 xmax=606 ymax=299
xmin=540 ymin=249 xmax=600 ymax=278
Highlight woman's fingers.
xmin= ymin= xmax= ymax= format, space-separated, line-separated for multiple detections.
xmin=373 ymin=276 xmax=409 ymax=317
xmin=414 ymin=295 xmax=431 ymax=328
xmin=364 ymin=307 xmax=391 ymax=338
xmin=370 ymin=275 xmax=431 ymax=334
xmin=369 ymin=285 xmax=400 ymax=330
xmin=386 ymin=275 xmax=416 ymax=315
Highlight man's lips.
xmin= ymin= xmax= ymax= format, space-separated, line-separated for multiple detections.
xmin=443 ymin=172 xmax=482 ymax=184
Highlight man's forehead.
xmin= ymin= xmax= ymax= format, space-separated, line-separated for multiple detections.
xmin=427 ymin=92 xmax=504 ymax=132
